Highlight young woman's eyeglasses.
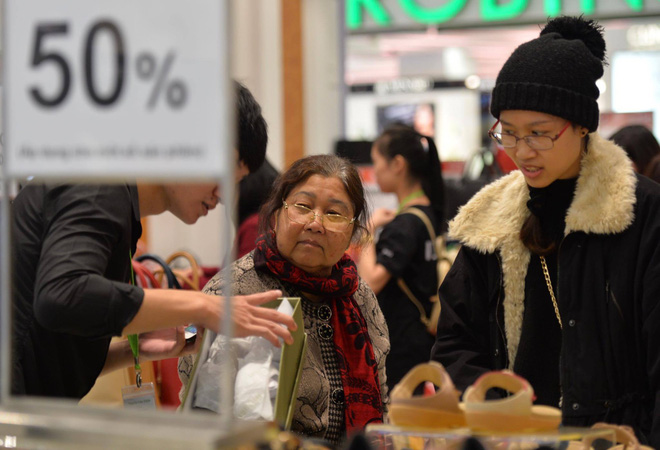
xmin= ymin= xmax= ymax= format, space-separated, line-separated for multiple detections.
xmin=488 ymin=120 xmax=571 ymax=151
xmin=282 ymin=200 xmax=355 ymax=232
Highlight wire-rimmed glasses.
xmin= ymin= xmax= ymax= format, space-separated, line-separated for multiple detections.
xmin=489 ymin=120 xmax=571 ymax=151
xmin=282 ymin=200 xmax=355 ymax=232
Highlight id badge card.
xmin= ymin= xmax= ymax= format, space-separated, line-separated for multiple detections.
xmin=122 ymin=382 xmax=157 ymax=409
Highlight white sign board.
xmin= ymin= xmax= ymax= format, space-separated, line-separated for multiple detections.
xmin=4 ymin=0 xmax=228 ymax=179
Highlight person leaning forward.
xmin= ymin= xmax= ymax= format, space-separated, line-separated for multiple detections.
xmin=431 ymin=17 xmax=660 ymax=446
xmin=11 ymin=81 xmax=296 ymax=399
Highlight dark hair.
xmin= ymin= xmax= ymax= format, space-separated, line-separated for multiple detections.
xmin=520 ymin=218 xmax=554 ymax=255
xmin=373 ymin=124 xmax=445 ymax=229
xmin=238 ymin=159 xmax=280 ymax=224
xmin=609 ymin=125 xmax=660 ymax=175
xmin=259 ymin=155 xmax=370 ymax=245
xmin=235 ymin=81 xmax=268 ymax=173
xmin=645 ymin=154 xmax=660 ymax=184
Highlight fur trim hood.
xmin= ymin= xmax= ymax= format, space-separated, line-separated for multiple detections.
xmin=448 ymin=132 xmax=637 ymax=366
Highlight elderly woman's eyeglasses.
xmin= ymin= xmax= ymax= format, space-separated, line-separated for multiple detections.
xmin=282 ymin=200 xmax=355 ymax=232
xmin=488 ymin=120 xmax=571 ymax=151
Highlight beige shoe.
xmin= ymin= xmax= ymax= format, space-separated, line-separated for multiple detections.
xmin=463 ymin=370 xmax=561 ymax=433
xmin=567 ymin=422 xmax=654 ymax=450
xmin=389 ymin=361 xmax=466 ymax=429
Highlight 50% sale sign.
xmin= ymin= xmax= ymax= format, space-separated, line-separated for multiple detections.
xmin=4 ymin=0 xmax=229 ymax=179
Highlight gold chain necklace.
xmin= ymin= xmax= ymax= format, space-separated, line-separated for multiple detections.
xmin=539 ymin=255 xmax=563 ymax=329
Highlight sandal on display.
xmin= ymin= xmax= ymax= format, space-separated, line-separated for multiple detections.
xmin=389 ymin=361 xmax=466 ymax=429
xmin=567 ymin=423 xmax=654 ymax=450
xmin=462 ymin=370 xmax=561 ymax=433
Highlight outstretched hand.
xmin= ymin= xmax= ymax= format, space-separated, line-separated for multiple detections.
xmin=229 ymin=290 xmax=297 ymax=347
xmin=139 ymin=326 xmax=202 ymax=362
xmin=194 ymin=289 xmax=297 ymax=348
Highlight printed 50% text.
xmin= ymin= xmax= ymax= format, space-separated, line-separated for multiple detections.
xmin=29 ymin=20 xmax=187 ymax=109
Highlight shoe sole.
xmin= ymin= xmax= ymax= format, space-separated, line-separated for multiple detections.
xmin=389 ymin=404 xmax=466 ymax=429
xmin=465 ymin=410 xmax=561 ymax=433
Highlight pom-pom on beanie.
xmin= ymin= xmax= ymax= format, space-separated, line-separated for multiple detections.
xmin=490 ymin=16 xmax=607 ymax=131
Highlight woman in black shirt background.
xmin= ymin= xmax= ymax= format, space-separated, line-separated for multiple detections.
xmin=358 ymin=124 xmax=445 ymax=390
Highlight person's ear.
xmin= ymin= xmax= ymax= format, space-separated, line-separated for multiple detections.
xmin=272 ymin=210 xmax=282 ymax=231
xmin=391 ymin=154 xmax=407 ymax=175
xmin=272 ymin=212 xmax=279 ymax=234
xmin=580 ymin=128 xmax=588 ymax=137
xmin=235 ymin=160 xmax=250 ymax=183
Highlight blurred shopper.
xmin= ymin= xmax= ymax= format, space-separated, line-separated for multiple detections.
xmin=609 ymin=124 xmax=660 ymax=175
xmin=11 ymin=81 xmax=295 ymax=399
xmin=236 ymin=159 xmax=280 ymax=258
xmin=181 ymin=155 xmax=389 ymax=446
xmin=645 ymin=154 xmax=660 ymax=184
xmin=431 ymin=16 xmax=660 ymax=446
xmin=358 ymin=124 xmax=445 ymax=390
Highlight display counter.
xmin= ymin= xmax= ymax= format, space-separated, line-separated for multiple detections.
xmin=0 ymin=400 xmax=268 ymax=449
xmin=366 ymin=424 xmax=618 ymax=449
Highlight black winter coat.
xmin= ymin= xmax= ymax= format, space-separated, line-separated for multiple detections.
xmin=431 ymin=133 xmax=660 ymax=447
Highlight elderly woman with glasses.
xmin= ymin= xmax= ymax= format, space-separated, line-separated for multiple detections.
xmin=179 ymin=154 xmax=389 ymax=446
xmin=431 ymin=16 xmax=660 ymax=446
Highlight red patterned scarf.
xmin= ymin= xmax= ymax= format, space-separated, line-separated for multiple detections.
xmin=253 ymin=233 xmax=383 ymax=432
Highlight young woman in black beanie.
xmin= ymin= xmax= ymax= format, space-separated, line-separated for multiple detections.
xmin=359 ymin=124 xmax=445 ymax=391
xmin=431 ymin=16 xmax=660 ymax=446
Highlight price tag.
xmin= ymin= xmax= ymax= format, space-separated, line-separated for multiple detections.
xmin=4 ymin=0 xmax=228 ymax=179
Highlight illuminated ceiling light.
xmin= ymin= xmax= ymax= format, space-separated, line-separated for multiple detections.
xmin=465 ymin=74 xmax=481 ymax=89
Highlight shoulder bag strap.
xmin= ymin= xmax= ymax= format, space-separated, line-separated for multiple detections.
xmin=398 ymin=206 xmax=443 ymax=288
xmin=395 ymin=206 xmax=442 ymax=326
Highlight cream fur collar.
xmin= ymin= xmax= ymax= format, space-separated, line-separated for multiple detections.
xmin=448 ymin=132 xmax=637 ymax=367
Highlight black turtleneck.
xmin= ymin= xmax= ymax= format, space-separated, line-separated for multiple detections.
xmin=514 ymin=177 xmax=577 ymax=407
xmin=526 ymin=178 xmax=578 ymax=246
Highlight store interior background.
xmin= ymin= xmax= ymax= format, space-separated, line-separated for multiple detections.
xmin=0 ymin=0 xmax=656 ymax=283
xmin=146 ymin=0 xmax=660 ymax=271
xmin=0 ymin=0 xmax=657 ymax=426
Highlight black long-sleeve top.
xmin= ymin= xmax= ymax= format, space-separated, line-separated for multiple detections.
xmin=513 ymin=178 xmax=577 ymax=407
xmin=11 ymin=183 xmax=144 ymax=398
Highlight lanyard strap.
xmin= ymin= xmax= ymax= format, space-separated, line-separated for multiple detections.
xmin=396 ymin=189 xmax=425 ymax=213
xmin=128 ymin=251 xmax=142 ymax=388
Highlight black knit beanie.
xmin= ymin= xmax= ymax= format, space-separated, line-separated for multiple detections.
xmin=490 ymin=16 xmax=607 ymax=131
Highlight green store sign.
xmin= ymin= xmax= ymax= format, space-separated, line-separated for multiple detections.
xmin=347 ymin=0 xmax=660 ymax=32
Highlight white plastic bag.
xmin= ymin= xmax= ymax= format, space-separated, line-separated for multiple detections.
xmin=192 ymin=299 xmax=294 ymax=420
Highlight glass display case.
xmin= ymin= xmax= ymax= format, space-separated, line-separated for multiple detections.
xmin=0 ymin=400 xmax=269 ymax=449
xmin=366 ymin=424 xmax=618 ymax=450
